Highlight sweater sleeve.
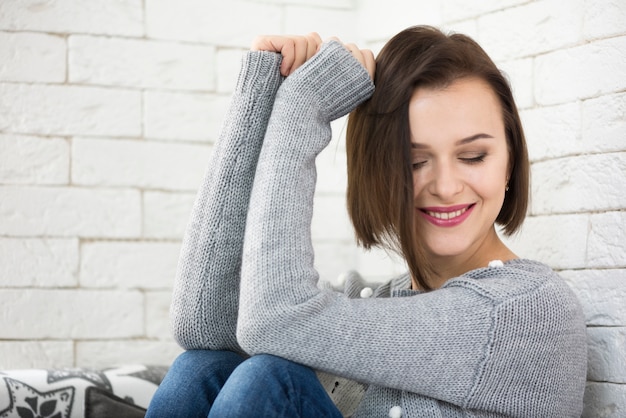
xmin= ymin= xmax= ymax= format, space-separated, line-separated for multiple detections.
xmin=170 ymin=50 xmax=282 ymax=353
xmin=237 ymin=41 xmax=587 ymax=415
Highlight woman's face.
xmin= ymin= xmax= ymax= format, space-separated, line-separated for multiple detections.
xmin=409 ymin=77 xmax=509 ymax=262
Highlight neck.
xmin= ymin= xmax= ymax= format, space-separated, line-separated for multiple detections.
xmin=412 ymin=227 xmax=517 ymax=290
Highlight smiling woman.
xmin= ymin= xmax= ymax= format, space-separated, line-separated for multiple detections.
xmin=146 ymin=26 xmax=587 ymax=418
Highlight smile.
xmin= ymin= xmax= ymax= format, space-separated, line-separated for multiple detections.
xmin=418 ymin=204 xmax=475 ymax=227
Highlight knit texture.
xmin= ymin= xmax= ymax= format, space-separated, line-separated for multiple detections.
xmin=172 ymin=41 xmax=588 ymax=417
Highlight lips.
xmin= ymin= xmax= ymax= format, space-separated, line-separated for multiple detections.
xmin=418 ymin=203 xmax=475 ymax=227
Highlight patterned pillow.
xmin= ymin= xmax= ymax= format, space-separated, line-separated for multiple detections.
xmin=0 ymin=365 xmax=167 ymax=418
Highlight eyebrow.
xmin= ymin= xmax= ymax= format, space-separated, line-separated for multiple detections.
xmin=411 ymin=133 xmax=494 ymax=149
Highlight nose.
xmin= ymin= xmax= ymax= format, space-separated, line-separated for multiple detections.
xmin=427 ymin=160 xmax=463 ymax=201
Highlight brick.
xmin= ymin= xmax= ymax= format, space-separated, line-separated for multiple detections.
xmin=0 ymin=238 xmax=78 ymax=288
xmin=0 ymin=83 xmax=141 ymax=137
xmin=356 ymin=246 xmax=407 ymax=284
xmin=146 ymin=0 xmax=282 ymax=47
xmin=246 ymin=0 xmax=352 ymax=8
xmin=441 ymin=20 xmax=479 ymax=41
xmin=72 ymin=137 xmax=212 ymax=191
xmin=584 ymin=0 xmax=626 ymax=40
xmin=442 ymin=0 xmax=530 ymax=21
xmin=588 ymin=211 xmax=626 ymax=267
xmin=583 ymin=382 xmax=626 ymax=418
xmin=0 ymin=134 xmax=69 ymax=185
xmin=144 ymin=91 xmax=230 ymax=142
xmin=0 ymin=31 xmax=65 ymax=83
xmin=69 ymin=36 xmax=215 ymax=91
xmin=0 ymin=289 xmax=143 ymax=339
xmin=0 ymin=341 xmax=74 ymax=369
xmin=531 ymin=153 xmax=626 ymax=214
xmin=312 ymin=194 xmax=355 ymax=242
xmin=80 ymin=241 xmax=180 ymax=290
xmin=587 ymin=327 xmax=626 ymax=383
xmin=284 ymin=6 xmax=358 ymax=42
xmin=217 ymin=48 xmax=246 ymax=94
xmin=143 ymin=191 xmax=196 ymax=239
xmin=314 ymin=242 xmax=358 ymax=287
xmin=358 ymin=0 xmax=442 ymax=43
xmin=75 ymin=341 xmax=182 ymax=369
xmin=520 ymin=102 xmax=582 ymax=161
xmin=316 ymin=136 xmax=348 ymax=195
xmin=0 ymin=0 xmax=143 ymax=36
xmin=145 ymin=291 xmax=173 ymax=340
xmin=561 ymin=269 xmax=626 ymax=326
xmin=0 ymin=186 xmax=141 ymax=238
xmin=535 ymin=36 xmax=626 ymax=106
xmin=583 ymin=92 xmax=626 ymax=154
xmin=500 ymin=214 xmax=588 ymax=270
xmin=478 ymin=0 xmax=584 ymax=61
xmin=498 ymin=57 xmax=534 ymax=110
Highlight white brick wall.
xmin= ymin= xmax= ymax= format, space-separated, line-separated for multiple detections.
xmin=0 ymin=0 xmax=624 ymax=414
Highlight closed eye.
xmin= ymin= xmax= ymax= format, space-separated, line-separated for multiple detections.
xmin=459 ymin=153 xmax=486 ymax=164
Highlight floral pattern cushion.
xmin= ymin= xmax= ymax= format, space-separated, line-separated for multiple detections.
xmin=0 ymin=365 xmax=167 ymax=418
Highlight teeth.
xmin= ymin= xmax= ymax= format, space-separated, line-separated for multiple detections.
xmin=426 ymin=207 xmax=467 ymax=220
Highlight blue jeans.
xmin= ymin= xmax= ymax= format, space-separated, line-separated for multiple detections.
xmin=146 ymin=350 xmax=343 ymax=418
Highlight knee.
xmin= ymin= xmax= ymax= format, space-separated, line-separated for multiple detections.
xmin=168 ymin=350 xmax=244 ymax=385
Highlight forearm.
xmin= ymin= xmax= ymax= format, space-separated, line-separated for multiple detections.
xmin=170 ymin=50 xmax=282 ymax=352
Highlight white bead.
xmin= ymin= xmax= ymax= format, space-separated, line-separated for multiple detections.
xmin=388 ymin=405 xmax=402 ymax=418
xmin=488 ymin=260 xmax=504 ymax=268
xmin=360 ymin=287 xmax=373 ymax=298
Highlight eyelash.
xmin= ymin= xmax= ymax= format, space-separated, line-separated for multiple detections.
xmin=411 ymin=154 xmax=487 ymax=170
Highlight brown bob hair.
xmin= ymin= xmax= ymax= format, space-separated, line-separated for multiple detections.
xmin=346 ymin=26 xmax=529 ymax=290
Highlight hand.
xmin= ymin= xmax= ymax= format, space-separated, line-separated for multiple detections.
xmin=251 ymin=34 xmax=375 ymax=80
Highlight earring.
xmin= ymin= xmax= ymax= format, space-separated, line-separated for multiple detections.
xmin=505 ymin=184 xmax=510 ymax=192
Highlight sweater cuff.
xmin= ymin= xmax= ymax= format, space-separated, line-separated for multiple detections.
xmin=235 ymin=50 xmax=284 ymax=95
xmin=284 ymin=40 xmax=375 ymax=121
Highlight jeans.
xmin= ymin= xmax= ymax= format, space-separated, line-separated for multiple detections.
xmin=145 ymin=350 xmax=343 ymax=418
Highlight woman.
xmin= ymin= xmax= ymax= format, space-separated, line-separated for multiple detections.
xmin=147 ymin=26 xmax=587 ymax=417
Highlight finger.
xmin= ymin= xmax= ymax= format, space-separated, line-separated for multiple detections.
xmin=276 ymin=38 xmax=296 ymax=76
xmin=361 ymin=49 xmax=376 ymax=80
xmin=305 ymin=32 xmax=322 ymax=59
xmin=289 ymin=36 xmax=309 ymax=75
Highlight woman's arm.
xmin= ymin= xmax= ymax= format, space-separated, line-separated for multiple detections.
xmin=169 ymin=49 xmax=283 ymax=353
xmin=236 ymin=40 xmax=587 ymax=413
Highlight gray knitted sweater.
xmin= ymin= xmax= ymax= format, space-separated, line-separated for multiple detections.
xmin=170 ymin=41 xmax=588 ymax=417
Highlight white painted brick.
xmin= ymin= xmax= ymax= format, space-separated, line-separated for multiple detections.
xmin=69 ymin=36 xmax=215 ymax=91
xmin=75 ymin=340 xmax=182 ymax=369
xmin=583 ymin=92 xmax=626 ymax=154
xmin=80 ymin=241 xmax=180 ymax=290
xmin=0 ymin=134 xmax=69 ymax=185
xmin=146 ymin=0 xmax=282 ymax=47
xmin=0 ymin=0 xmax=143 ymax=36
xmin=0 ymin=289 xmax=143 ymax=339
xmin=0 ymin=238 xmax=78 ymax=288
xmin=0 ymin=341 xmax=74 ymax=369
xmin=72 ymin=138 xmax=212 ymax=191
xmin=442 ymin=0 xmax=530 ymax=22
xmin=441 ymin=19 xmax=479 ymax=41
xmin=0 ymin=186 xmax=141 ymax=238
xmin=535 ymin=36 xmax=626 ymax=106
xmin=498 ymin=57 xmax=534 ymax=110
xmin=316 ymin=142 xmax=348 ymax=195
xmin=312 ymin=194 xmax=354 ymax=242
xmin=561 ymin=269 xmax=626 ymax=326
xmin=284 ymin=6 xmax=358 ymax=42
xmin=531 ymin=153 xmax=626 ymax=214
xmin=583 ymin=382 xmax=626 ymax=418
xmin=478 ymin=0 xmax=584 ymax=62
xmin=246 ymin=0 xmax=352 ymax=8
xmin=143 ymin=191 xmax=196 ymax=239
xmin=356 ymin=246 xmax=407 ymax=284
xmin=145 ymin=91 xmax=229 ymax=142
xmin=145 ymin=291 xmax=173 ymax=340
xmin=358 ymin=0 xmax=442 ymax=43
xmin=588 ymin=211 xmax=626 ymax=268
xmin=587 ymin=327 xmax=626 ymax=383
xmin=0 ymin=31 xmax=65 ymax=83
xmin=584 ymin=0 xmax=626 ymax=40
xmin=314 ymin=242 xmax=358 ymax=287
xmin=500 ymin=214 xmax=589 ymax=269
xmin=217 ymin=48 xmax=246 ymax=94
xmin=0 ymin=83 xmax=141 ymax=137
xmin=520 ymin=102 xmax=582 ymax=161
